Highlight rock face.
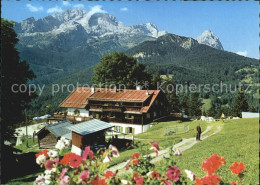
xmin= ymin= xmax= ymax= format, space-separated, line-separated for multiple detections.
xmin=196 ymin=30 xmax=224 ymax=50
xmin=13 ymin=9 xmax=167 ymax=84
xmin=14 ymin=9 xmax=167 ymax=49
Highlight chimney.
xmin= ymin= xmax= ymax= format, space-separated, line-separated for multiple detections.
xmin=91 ymin=86 xmax=95 ymax=94
xmin=136 ymin=85 xmax=142 ymax=90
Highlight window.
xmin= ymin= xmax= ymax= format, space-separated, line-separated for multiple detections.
xmin=153 ymin=112 xmax=157 ymax=117
xmin=128 ymin=127 xmax=133 ymax=134
xmin=115 ymin=126 xmax=121 ymax=132
xmin=147 ymin=113 xmax=150 ymax=118
xmin=125 ymin=114 xmax=130 ymax=118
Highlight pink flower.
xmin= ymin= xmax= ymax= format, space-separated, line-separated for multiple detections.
xmin=109 ymin=145 xmax=120 ymax=157
xmin=174 ymin=149 xmax=182 ymax=156
xmin=166 ymin=165 xmax=181 ymax=181
xmin=60 ymin=175 xmax=69 ymax=185
xmin=45 ymin=159 xmax=55 ymax=170
xmin=82 ymin=146 xmax=90 ymax=160
xmin=150 ymin=141 xmax=160 ymax=156
xmin=54 ymin=158 xmax=59 ymax=165
xmin=58 ymin=168 xmax=68 ymax=180
xmin=69 ymin=154 xmax=82 ymax=168
xmin=150 ymin=141 xmax=160 ymax=150
xmin=79 ymin=170 xmax=90 ymax=184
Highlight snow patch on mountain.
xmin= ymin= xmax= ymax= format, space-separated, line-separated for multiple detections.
xmin=196 ymin=30 xmax=224 ymax=50
xmin=14 ymin=9 xmax=167 ymax=39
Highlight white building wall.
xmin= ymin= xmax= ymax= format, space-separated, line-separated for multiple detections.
xmin=110 ymin=122 xmax=152 ymax=134
xmin=242 ymin=112 xmax=259 ymax=118
xmin=67 ymin=108 xmax=89 ymax=117
xmin=71 ymin=145 xmax=82 ymax=155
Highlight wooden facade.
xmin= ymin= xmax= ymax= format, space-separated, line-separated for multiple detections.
xmin=37 ymin=129 xmax=58 ymax=149
xmin=89 ymin=91 xmax=167 ymax=125
xmin=72 ymin=131 xmax=106 ymax=149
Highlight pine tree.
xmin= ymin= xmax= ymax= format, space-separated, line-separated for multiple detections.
xmin=231 ymin=88 xmax=249 ymax=117
xmin=188 ymin=93 xmax=202 ymax=117
xmin=181 ymin=95 xmax=189 ymax=115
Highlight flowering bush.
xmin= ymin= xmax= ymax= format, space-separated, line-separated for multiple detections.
xmin=195 ymin=154 xmax=246 ymax=185
xmin=34 ymin=140 xmax=246 ymax=185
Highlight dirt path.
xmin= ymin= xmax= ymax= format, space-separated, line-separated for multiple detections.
xmin=107 ymin=124 xmax=222 ymax=174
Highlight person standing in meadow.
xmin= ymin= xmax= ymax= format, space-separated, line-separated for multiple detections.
xmin=196 ymin=123 xmax=202 ymax=141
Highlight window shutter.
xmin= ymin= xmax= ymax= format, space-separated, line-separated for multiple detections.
xmin=132 ymin=128 xmax=135 ymax=135
xmin=125 ymin=127 xmax=128 ymax=134
xmin=120 ymin=127 xmax=123 ymax=133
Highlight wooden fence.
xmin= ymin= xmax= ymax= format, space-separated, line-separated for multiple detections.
xmin=164 ymin=125 xmax=189 ymax=135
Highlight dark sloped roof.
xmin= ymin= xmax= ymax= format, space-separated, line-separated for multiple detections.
xmin=66 ymin=119 xmax=113 ymax=136
xmin=45 ymin=120 xmax=72 ymax=137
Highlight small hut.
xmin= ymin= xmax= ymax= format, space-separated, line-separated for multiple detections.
xmin=36 ymin=120 xmax=72 ymax=149
xmin=66 ymin=119 xmax=113 ymax=155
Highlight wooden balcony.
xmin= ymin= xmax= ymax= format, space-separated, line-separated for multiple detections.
xmin=89 ymin=105 xmax=123 ymax=112
xmin=124 ymin=106 xmax=142 ymax=113
xmin=101 ymin=116 xmax=142 ymax=124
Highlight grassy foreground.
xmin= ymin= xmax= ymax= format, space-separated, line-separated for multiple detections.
xmin=110 ymin=120 xmax=208 ymax=167
xmin=156 ymin=118 xmax=259 ymax=184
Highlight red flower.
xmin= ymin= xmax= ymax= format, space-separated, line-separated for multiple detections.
xmin=69 ymin=154 xmax=82 ymax=168
xmin=126 ymin=142 xmax=129 ymax=146
xmin=230 ymin=162 xmax=245 ymax=175
xmin=195 ymin=174 xmax=221 ymax=185
xmin=151 ymin=171 xmax=160 ymax=179
xmin=36 ymin=149 xmax=49 ymax=158
xmin=201 ymin=154 xmax=225 ymax=175
xmin=60 ymin=153 xmax=74 ymax=165
xmin=230 ymin=181 xmax=242 ymax=185
xmin=133 ymin=173 xmax=144 ymax=185
xmin=89 ymin=151 xmax=94 ymax=161
xmin=161 ymin=178 xmax=172 ymax=185
xmin=104 ymin=171 xmax=116 ymax=179
xmin=131 ymin=152 xmax=140 ymax=165
xmin=90 ymin=175 xmax=107 ymax=185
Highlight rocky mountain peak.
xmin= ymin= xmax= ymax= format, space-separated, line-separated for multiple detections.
xmin=196 ymin=30 xmax=224 ymax=50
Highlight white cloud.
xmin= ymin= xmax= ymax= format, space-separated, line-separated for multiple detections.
xmin=73 ymin=4 xmax=85 ymax=9
xmin=47 ymin=6 xmax=63 ymax=14
xmin=62 ymin=1 xmax=71 ymax=6
xmin=236 ymin=50 xmax=248 ymax=57
xmin=87 ymin=5 xmax=107 ymax=17
xmin=26 ymin=4 xmax=44 ymax=12
xmin=120 ymin=7 xmax=128 ymax=11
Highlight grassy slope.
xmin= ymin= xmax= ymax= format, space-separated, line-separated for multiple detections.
xmin=157 ymin=118 xmax=259 ymax=184
xmin=109 ymin=120 xmax=208 ymax=167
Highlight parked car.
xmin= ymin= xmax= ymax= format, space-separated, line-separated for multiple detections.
xmin=44 ymin=114 xmax=52 ymax=118
xmin=33 ymin=117 xmax=41 ymax=120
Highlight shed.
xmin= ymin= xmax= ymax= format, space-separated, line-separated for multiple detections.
xmin=66 ymin=119 xmax=113 ymax=155
xmin=242 ymin=112 xmax=259 ymax=118
xmin=36 ymin=120 xmax=72 ymax=149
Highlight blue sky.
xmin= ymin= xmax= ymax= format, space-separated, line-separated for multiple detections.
xmin=2 ymin=0 xmax=259 ymax=59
